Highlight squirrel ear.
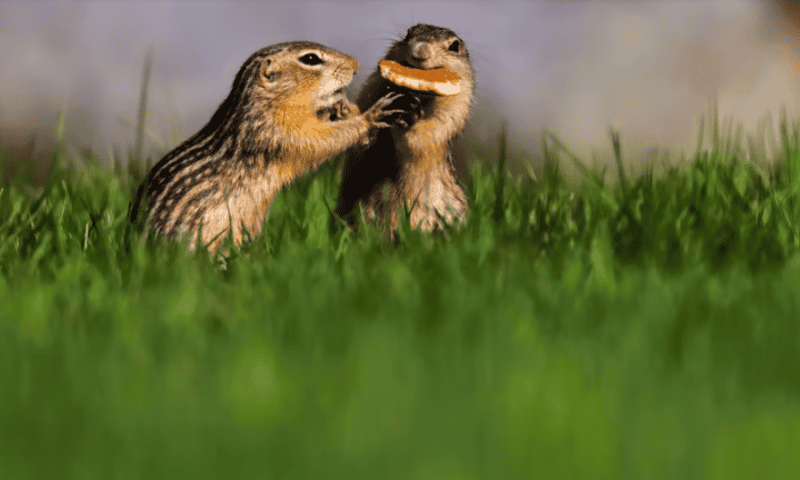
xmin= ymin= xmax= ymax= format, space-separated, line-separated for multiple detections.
xmin=262 ymin=59 xmax=279 ymax=82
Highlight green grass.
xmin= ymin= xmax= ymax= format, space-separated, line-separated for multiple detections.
xmin=2 ymin=108 xmax=800 ymax=479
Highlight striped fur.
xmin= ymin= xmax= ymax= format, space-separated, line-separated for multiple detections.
xmin=131 ymin=41 xmax=402 ymax=252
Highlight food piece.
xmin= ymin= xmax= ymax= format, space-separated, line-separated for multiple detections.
xmin=378 ymin=60 xmax=461 ymax=96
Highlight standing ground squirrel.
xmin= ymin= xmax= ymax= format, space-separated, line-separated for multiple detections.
xmin=335 ymin=24 xmax=474 ymax=234
xmin=130 ymin=41 xmax=405 ymax=252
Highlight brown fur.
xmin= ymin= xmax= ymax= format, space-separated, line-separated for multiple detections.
xmin=335 ymin=24 xmax=474 ymax=234
xmin=131 ymin=41 xmax=403 ymax=253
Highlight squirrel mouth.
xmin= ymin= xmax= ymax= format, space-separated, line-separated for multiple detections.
xmin=318 ymin=87 xmax=347 ymax=108
xmin=315 ymin=88 xmax=352 ymax=121
xmin=380 ymin=60 xmax=461 ymax=96
xmin=397 ymin=60 xmax=439 ymax=71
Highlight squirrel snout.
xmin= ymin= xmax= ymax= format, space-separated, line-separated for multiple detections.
xmin=410 ymin=42 xmax=433 ymax=61
xmin=347 ymin=56 xmax=359 ymax=75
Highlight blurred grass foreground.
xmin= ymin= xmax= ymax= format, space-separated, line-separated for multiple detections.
xmin=1 ymin=104 xmax=800 ymax=479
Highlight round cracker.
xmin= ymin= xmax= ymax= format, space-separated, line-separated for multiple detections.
xmin=379 ymin=60 xmax=461 ymax=96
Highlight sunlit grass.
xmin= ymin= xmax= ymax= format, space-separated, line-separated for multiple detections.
xmin=1 ymin=106 xmax=799 ymax=478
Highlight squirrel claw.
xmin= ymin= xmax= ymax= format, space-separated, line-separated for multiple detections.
xmin=365 ymin=92 xmax=407 ymax=128
xmin=380 ymin=108 xmax=408 ymax=117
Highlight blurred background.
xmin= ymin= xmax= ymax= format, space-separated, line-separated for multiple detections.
xmin=1 ymin=0 xmax=799 ymax=180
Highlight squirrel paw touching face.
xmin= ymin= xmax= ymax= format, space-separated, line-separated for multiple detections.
xmin=362 ymin=91 xmax=409 ymax=130
xmin=386 ymin=90 xmax=425 ymax=129
xmin=317 ymin=98 xmax=358 ymax=122
xmin=320 ymin=92 xmax=414 ymax=131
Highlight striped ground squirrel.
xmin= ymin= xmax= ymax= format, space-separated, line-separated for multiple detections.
xmin=335 ymin=24 xmax=474 ymax=234
xmin=131 ymin=41 xmax=406 ymax=252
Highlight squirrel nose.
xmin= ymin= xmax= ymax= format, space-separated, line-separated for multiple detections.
xmin=410 ymin=42 xmax=432 ymax=61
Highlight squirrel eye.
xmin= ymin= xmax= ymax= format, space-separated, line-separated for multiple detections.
xmin=448 ymin=40 xmax=461 ymax=53
xmin=299 ymin=53 xmax=324 ymax=66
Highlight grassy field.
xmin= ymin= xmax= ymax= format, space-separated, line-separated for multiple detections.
xmin=2 ymin=110 xmax=800 ymax=479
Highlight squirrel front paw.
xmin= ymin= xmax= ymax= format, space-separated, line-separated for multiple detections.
xmin=364 ymin=92 xmax=408 ymax=130
xmin=318 ymin=98 xmax=360 ymax=121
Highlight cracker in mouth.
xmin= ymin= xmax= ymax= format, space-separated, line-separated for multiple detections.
xmin=379 ymin=60 xmax=461 ymax=96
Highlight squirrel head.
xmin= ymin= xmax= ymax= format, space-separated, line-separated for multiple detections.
xmin=385 ymin=24 xmax=473 ymax=85
xmin=229 ymin=41 xmax=359 ymax=115
xmin=204 ymin=41 xmax=360 ymax=151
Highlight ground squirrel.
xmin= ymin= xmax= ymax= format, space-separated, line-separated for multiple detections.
xmin=130 ymin=41 xmax=405 ymax=252
xmin=335 ymin=24 xmax=474 ymax=234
